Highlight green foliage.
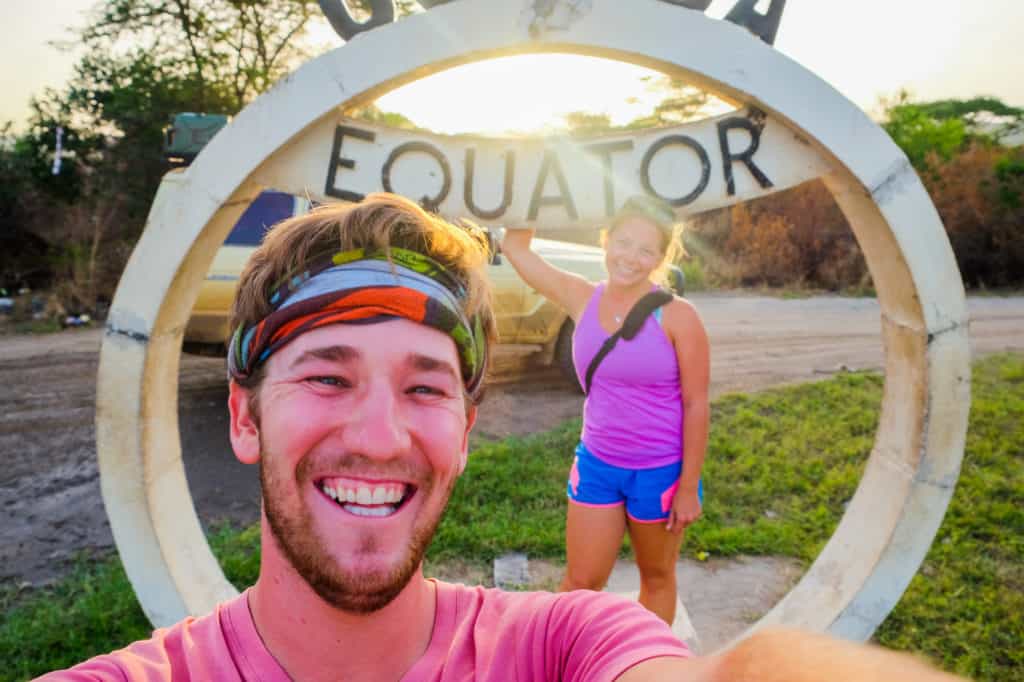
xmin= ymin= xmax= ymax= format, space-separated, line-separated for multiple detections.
xmin=79 ymin=0 xmax=322 ymax=111
xmin=1 ymin=0 xmax=330 ymax=314
xmin=882 ymin=92 xmax=968 ymax=170
xmin=882 ymin=92 xmax=1024 ymax=171
xmin=995 ymin=155 xmax=1024 ymax=209
xmin=560 ymin=76 xmax=710 ymax=135
xmin=562 ymin=111 xmax=616 ymax=137
xmin=0 ymin=524 xmax=261 ymax=681
xmin=679 ymin=257 xmax=707 ymax=292
xmin=2 ymin=356 xmax=1022 ymax=680
xmin=349 ymin=103 xmax=422 ymax=130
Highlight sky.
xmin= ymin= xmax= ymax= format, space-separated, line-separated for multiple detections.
xmin=3 ymin=0 xmax=1023 ymax=134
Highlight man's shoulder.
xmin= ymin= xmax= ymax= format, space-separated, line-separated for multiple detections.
xmin=431 ymin=581 xmax=689 ymax=680
xmin=439 ymin=580 xmax=673 ymax=635
xmin=36 ymin=591 xmax=272 ymax=682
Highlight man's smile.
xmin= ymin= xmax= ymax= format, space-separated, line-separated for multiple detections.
xmin=316 ymin=476 xmax=416 ymax=518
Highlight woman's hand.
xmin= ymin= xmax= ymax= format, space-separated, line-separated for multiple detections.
xmin=500 ymin=226 xmax=535 ymax=255
xmin=666 ymin=486 xmax=701 ymax=533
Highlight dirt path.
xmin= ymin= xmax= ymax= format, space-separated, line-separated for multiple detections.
xmin=2 ymin=294 xmax=1022 ymax=589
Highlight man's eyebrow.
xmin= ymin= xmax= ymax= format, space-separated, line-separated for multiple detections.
xmin=289 ymin=345 xmax=360 ymax=370
xmin=408 ymin=353 xmax=459 ymax=381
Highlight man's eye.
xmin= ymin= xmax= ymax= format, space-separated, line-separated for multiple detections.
xmin=408 ymin=384 xmax=446 ymax=396
xmin=308 ymin=376 xmax=349 ymax=388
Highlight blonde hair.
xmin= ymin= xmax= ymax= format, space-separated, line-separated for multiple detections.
xmin=600 ymin=195 xmax=685 ymax=287
xmin=230 ymin=193 xmax=497 ymax=399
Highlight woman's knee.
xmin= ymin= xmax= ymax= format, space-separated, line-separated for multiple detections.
xmin=637 ymin=565 xmax=676 ymax=592
xmin=562 ymin=567 xmax=610 ymax=591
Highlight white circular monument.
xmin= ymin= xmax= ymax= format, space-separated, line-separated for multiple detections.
xmin=95 ymin=0 xmax=970 ymax=646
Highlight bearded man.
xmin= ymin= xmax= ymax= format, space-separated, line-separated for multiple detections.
xmin=41 ymin=193 xmax=963 ymax=682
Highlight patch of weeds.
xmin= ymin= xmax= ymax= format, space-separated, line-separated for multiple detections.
xmin=0 ymin=525 xmax=262 ymax=681
xmin=1 ymin=318 xmax=62 ymax=335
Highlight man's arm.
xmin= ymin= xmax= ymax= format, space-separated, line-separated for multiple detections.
xmin=617 ymin=627 xmax=965 ymax=682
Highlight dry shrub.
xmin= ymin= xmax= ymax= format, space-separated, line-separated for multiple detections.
xmin=725 ymin=204 xmax=802 ymax=286
xmin=921 ymin=144 xmax=1024 ymax=288
xmin=17 ymin=170 xmax=134 ymax=316
xmin=696 ymin=180 xmax=868 ymax=291
xmin=695 ymin=143 xmax=1024 ymax=292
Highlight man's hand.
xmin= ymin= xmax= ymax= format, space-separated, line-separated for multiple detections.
xmin=618 ymin=627 xmax=967 ymax=682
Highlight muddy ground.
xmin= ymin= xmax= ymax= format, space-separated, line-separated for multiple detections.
xmin=2 ymin=294 xmax=1023 ymax=591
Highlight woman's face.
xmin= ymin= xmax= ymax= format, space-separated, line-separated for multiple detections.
xmin=604 ymin=216 xmax=665 ymax=289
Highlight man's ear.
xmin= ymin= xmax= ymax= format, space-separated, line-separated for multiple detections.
xmin=456 ymin=405 xmax=477 ymax=476
xmin=229 ymin=381 xmax=261 ymax=465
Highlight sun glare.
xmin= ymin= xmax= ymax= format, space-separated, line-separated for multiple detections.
xmin=372 ymin=54 xmax=733 ymax=137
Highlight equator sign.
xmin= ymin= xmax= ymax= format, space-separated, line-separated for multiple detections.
xmin=95 ymin=0 xmax=970 ymax=649
xmin=253 ymin=109 xmax=828 ymax=221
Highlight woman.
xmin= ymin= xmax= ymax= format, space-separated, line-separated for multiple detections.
xmin=501 ymin=195 xmax=709 ymax=625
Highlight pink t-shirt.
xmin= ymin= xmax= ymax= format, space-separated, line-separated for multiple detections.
xmin=38 ymin=581 xmax=690 ymax=681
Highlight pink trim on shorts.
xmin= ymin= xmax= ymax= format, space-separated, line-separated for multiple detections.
xmin=627 ymin=512 xmax=669 ymax=524
xmin=568 ymin=498 xmax=624 ymax=509
xmin=660 ymin=480 xmax=680 ymax=514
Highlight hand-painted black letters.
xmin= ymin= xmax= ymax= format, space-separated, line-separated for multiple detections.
xmin=717 ymin=117 xmax=773 ymax=196
xmin=324 ymin=125 xmax=376 ymax=202
xmin=723 ymin=0 xmax=787 ymax=45
xmin=527 ymin=150 xmax=579 ymax=221
xmin=464 ymin=148 xmax=515 ymax=220
xmin=640 ymin=135 xmax=711 ymax=206
xmin=318 ymin=0 xmax=394 ymax=41
xmin=382 ymin=141 xmax=452 ymax=211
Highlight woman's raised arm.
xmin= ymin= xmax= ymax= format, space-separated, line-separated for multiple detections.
xmin=500 ymin=227 xmax=595 ymax=321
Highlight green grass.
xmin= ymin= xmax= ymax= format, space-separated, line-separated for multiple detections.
xmin=0 ymin=318 xmax=62 ymax=335
xmin=2 ymin=354 xmax=1021 ymax=680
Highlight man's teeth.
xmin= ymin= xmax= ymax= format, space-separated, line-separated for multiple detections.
xmin=346 ymin=505 xmax=394 ymax=518
xmin=319 ymin=481 xmax=405 ymax=510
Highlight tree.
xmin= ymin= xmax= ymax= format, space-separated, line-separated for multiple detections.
xmin=881 ymin=91 xmax=967 ymax=171
xmin=882 ymin=92 xmax=1024 ymax=171
xmin=78 ymin=0 xmax=323 ymax=112
xmin=561 ymin=76 xmax=712 ymax=136
xmin=625 ymin=76 xmax=710 ymax=129
xmin=3 ymin=0 xmax=335 ymax=314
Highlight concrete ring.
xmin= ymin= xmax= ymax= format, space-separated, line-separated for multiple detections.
xmin=96 ymin=0 xmax=969 ymax=640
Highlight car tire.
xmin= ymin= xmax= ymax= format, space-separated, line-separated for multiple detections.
xmin=555 ymin=319 xmax=583 ymax=393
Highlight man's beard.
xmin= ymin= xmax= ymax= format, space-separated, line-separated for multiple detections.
xmin=260 ymin=440 xmax=454 ymax=613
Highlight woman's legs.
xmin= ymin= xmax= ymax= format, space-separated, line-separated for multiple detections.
xmin=559 ymin=503 xmax=627 ymax=592
xmin=627 ymin=518 xmax=687 ymax=625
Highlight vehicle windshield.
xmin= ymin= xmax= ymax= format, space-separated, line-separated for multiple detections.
xmin=224 ymin=191 xmax=298 ymax=246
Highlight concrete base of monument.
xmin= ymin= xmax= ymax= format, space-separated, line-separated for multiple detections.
xmin=603 ymin=556 xmax=804 ymax=654
xmin=459 ymin=553 xmax=804 ymax=655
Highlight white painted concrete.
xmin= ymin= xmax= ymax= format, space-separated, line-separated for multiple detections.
xmin=95 ymin=0 xmax=969 ymax=647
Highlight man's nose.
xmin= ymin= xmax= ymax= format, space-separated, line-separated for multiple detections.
xmin=340 ymin=383 xmax=411 ymax=460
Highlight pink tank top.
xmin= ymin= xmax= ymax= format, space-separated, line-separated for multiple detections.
xmin=572 ymin=283 xmax=683 ymax=468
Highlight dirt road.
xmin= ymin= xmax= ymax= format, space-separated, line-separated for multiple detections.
xmin=2 ymin=294 xmax=1022 ymax=589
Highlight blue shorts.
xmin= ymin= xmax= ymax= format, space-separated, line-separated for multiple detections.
xmin=567 ymin=442 xmax=704 ymax=523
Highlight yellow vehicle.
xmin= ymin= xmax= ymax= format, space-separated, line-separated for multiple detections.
xmin=184 ymin=191 xmax=608 ymax=381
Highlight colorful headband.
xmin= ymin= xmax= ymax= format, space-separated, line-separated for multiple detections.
xmin=228 ymin=247 xmax=487 ymax=399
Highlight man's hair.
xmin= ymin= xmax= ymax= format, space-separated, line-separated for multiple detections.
xmin=229 ymin=192 xmax=497 ymax=399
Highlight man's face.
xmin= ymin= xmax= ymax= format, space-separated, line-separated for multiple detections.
xmin=229 ymin=319 xmax=476 ymax=613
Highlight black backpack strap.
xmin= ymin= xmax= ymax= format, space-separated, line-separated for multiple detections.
xmin=583 ymin=289 xmax=673 ymax=395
